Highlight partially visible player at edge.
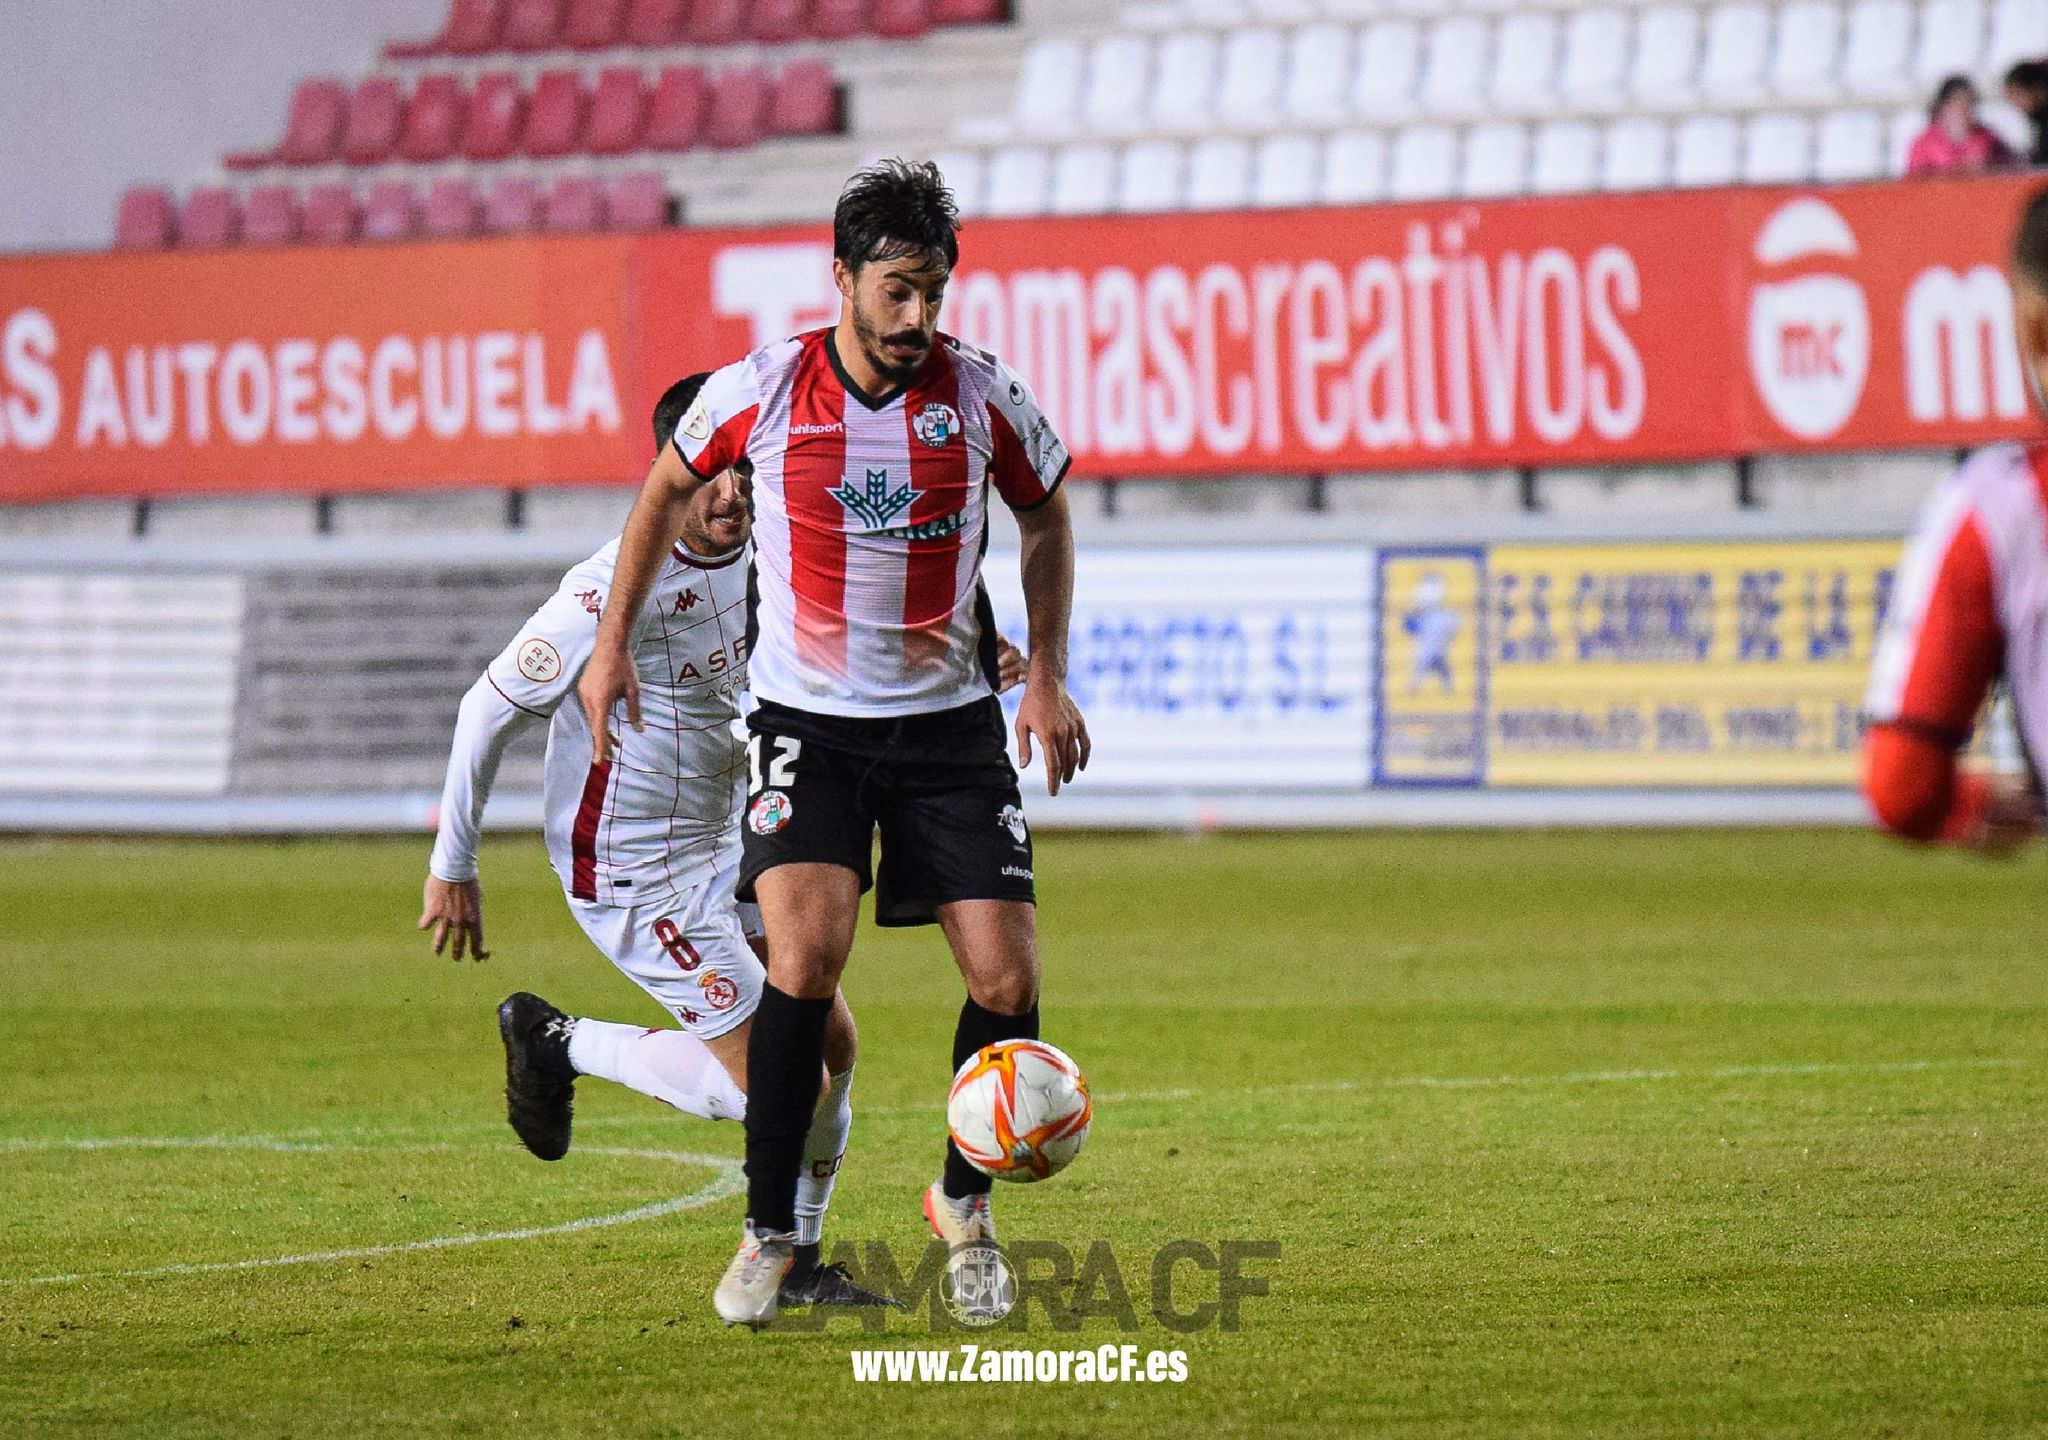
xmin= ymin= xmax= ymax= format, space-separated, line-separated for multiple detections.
xmin=578 ymin=159 xmax=1090 ymax=1328
xmin=1861 ymin=182 xmax=2048 ymax=854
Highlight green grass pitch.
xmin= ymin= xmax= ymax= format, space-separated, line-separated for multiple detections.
xmin=4 ymin=829 xmax=2047 ymax=1437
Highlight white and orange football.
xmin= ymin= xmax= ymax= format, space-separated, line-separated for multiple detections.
xmin=946 ymin=1039 xmax=1093 ymax=1183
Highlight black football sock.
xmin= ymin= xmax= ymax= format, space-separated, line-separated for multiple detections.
xmin=943 ymin=996 xmax=1039 ymax=1200
xmin=745 ymin=983 xmax=832 ymax=1236
xmin=789 ymin=1242 xmax=821 ymax=1281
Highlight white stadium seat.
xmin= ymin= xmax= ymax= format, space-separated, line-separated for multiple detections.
xmin=1672 ymin=114 xmax=1742 ymax=185
xmin=1632 ymin=7 xmax=1702 ymax=107
xmin=1989 ymin=0 xmax=2048 ymax=71
xmin=1389 ymin=124 xmax=1459 ymax=199
xmin=1284 ymin=24 xmax=1355 ymax=124
xmin=1888 ymin=105 xmax=1924 ymax=169
xmin=1150 ymin=30 xmax=1220 ymax=132
xmin=1013 ymin=37 xmax=1086 ymax=138
xmin=1420 ymin=15 xmax=1491 ymax=116
xmin=984 ymin=145 xmax=1051 ymax=216
xmin=1184 ymin=0 xmax=1252 ymax=21
xmin=1814 ymin=109 xmax=1885 ymax=180
xmin=1914 ymin=0 xmax=1987 ymax=89
xmin=1462 ymin=122 xmax=1529 ymax=197
xmin=1353 ymin=21 xmax=1423 ymax=121
xmin=1531 ymin=119 xmax=1599 ymax=194
xmin=1050 ymin=143 xmax=1118 ymax=214
xmin=1118 ymin=139 xmax=1186 ymax=211
xmin=1842 ymin=0 xmax=1915 ymax=102
xmin=1319 ymin=128 xmax=1388 ymax=203
xmin=1491 ymin=13 xmax=1560 ymax=115
xmin=1744 ymin=112 xmax=1813 ymax=182
xmin=1601 ymin=118 xmax=1669 ymax=190
xmin=1253 ymin=134 xmax=1319 ymax=207
xmin=1187 ymin=136 xmax=1255 ymax=208
xmin=1246 ymin=0 xmax=1317 ymax=19
xmin=932 ymin=150 xmax=986 ymax=216
xmin=1774 ymin=2 xmax=1846 ymax=103
xmin=1217 ymin=28 xmax=1287 ymax=126
xmin=1560 ymin=10 xmax=1631 ymax=113
xmin=1083 ymin=33 xmax=1155 ymax=137
xmin=1701 ymin=3 xmax=1772 ymax=105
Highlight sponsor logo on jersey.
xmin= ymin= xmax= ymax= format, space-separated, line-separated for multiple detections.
xmin=829 ymin=467 xmax=918 ymax=529
xmin=749 ymin=789 xmax=794 ymax=834
xmin=878 ymin=510 xmax=967 ymax=541
xmin=516 ymin=637 xmax=562 ymax=683
xmin=700 ymin=971 xmax=740 ymax=1011
xmin=913 ymin=401 xmax=961 ymax=449
xmin=575 ymin=588 xmax=602 ymax=616
xmin=680 ymin=396 xmax=713 ymax=441
xmin=999 ymin=803 xmax=1029 ymax=847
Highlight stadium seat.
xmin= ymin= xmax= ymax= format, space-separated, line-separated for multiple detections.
xmin=749 ymin=0 xmax=810 ymax=43
xmin=227 ymin=78 xmax=346 ymax=169
xmin=483 ymin=177 xmax=541 ymax=233
xmin=608 ymin=172 xmax=672 ymax=229
xmin=1086 ymin=33 xmax=1155 ymax=135
xmin=1672 ymin=114 xmax=1741 ymax=185
xmin=1388 ymin=124 xmax=1457 ymax=199
xmin=1774 ymin=1 xmax=1845 ymax=103
xmin=1252 ymin=133 xmax=1318 ymax=207
xmin=1989 ymin=0 xmax=2048 ymax=71
xmin=462 ymin=72 xmax=525 ymax=161
xmin=1744 ymin=112 xmax=1813 ymax=182
xmin=1491 ymin=13 xmax=1559 ymax=115
xmin=985 ymin=145 xmax=1051 ymax=215
xmin=770 ymin=61 xmax=841 ymax=136
xmin=1216 ymin=28 xmax=1286 ymax=127
xmin=564 ymin=0 xmax=627 ymax=48
xmin=1461 ymin=121 xmax=1527 ymax=197
xmin=397 ymin=76 xmax=466 ymax=164
xmin=645 ymin=66 xmax=710 ymax=150
xmin=1117 ymin=139 xmax=1184 ymax=211
xmin=1560 ymin=10 xmax=1629 ymax=113
xmin=686 ymin=0 xmax=747 ymax=46
xmin=386 ymin=0 xmax=504 ymax=58
xmin=341 ymin=78 xmax=405 ymax=166
xmin=1013 ymin=37 xmax=1085 ymax=136
xmin=303 ymin=183 xmax=360 ymax=244
xmin=1913 ymin=0 xmax=1986 ymax=89
xmin=1814 ymin=108 xmax=1885 ymax=179
xmin=1283 ymin=24 xmax=1354 ymax=124
xmin=1842 ymin=0 xmax=1914 ymax=102
xmin=704 ymin=67 xmax=770 ymax=149
xmin=625 ymin=0 xmax=687 ymax=45
xmin=1601 ymin=118 xmax=1668 ymax=190
xmin=423 ymin=178 xmax=481 ymax=238
xmin=1419 ymin=16 xmax=1489 ymax=117
xmin=503 ymin=0 xmax=566 ymax=50
xmin=1149 ymin=31 xmax=1218 ymax=132
xmin=933 ymin=0 xmax=1007 ymax=24
xmin=1531 ymin=119 xmax=1599 ymax=193
xmin=932 ymin=149 xmax=986 ymax=214
xmin=1050 ymin=142 xmax=1117 ymax=213
xmin=1887 ymin=105 xmax=1923 ymax=169
xmin=1700 ymin=3 xmax=1772 ymax=105
xmin=584 ymin=69 xmax=648 ymax=154
xmin=1352 ymin=20 xmax=1422 ymax=121
xmin=1319 ymin=129 xmax=1387 ymax=204
xmin=242 ymin=185 xmax=301 ymax=245
xmin=523 ymin=70 xmax=587 ymax=157
xmin=813 ymin=0 xmax=873 ymax=38
xmin=177 ymin=189 xmax=238 ymax=249
xmin=543 ymin=175 xmax=606 ymax=231
xmin=114 ymin=186 xmax=175 ymax=250
xmin=873 ymin=0 xmax=933 ymax=38
xmin=1631 ymin=7 xmax=1700 ymax=106
xmin=1187 ymin=136 xmax=1254 ymax=208
xmin=362 ymin=180 xmax=421 ymax=241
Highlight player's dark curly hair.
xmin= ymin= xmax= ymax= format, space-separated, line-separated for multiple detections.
xmin=652 ymin=371 xmax=710 ymax=452
xmin=2015 ymin=182 xmax=2048 ymax=292
xmin=833 ymin=159 xmax=960 ymax=273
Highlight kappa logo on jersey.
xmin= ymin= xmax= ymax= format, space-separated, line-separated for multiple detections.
xmin=674 ymin=588 xmax=700 ymax=613
xmin=999 ymin=803 xmax=1029 ymax=847
xmin=829 ymin=467 xmax=917 ymax=529
xmin=914 ymin=402 xmax=961 ymax=449
xmin=749 ymin=789 xmax=794 ymax=834
xmin=699 ymin=970 xmax=740 ymax=1012
xmin=517 ymin=637 xmax=562 ymax=683
xmin=680 ymin=396 xmax=713 ymax=441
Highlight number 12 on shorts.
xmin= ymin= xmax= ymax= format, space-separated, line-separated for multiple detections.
xmin=747 ymin=735 xmax=801 ymax=794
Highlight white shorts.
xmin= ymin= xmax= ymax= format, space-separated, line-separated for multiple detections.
xmin=566 ymin=851 xmax=765 ymax=1041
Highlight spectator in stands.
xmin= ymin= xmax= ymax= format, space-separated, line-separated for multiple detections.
xmin=2005 ymin=60 xmax=2048 ymax=167
xmin=1906 ymin=75 xmax=2019 ymax=176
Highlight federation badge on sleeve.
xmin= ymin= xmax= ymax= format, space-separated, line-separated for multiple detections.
xmin=748 ymin=790 xmax=794 ymax=835
xmin=680 ymin=396 xmax=712 ymax=441
xmin=516 ymin=638 xmax=562 ymax=683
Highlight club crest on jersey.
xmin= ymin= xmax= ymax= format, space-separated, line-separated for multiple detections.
xmin=829 ymin=467 xmax=917 ymax=530
xmin=749 ymin=790 xmax=794 ymax=835
xmin=699 ymin=971 xmax=740 ymax=1012
xmin=913 ymin=401 xmax=960 ymax=449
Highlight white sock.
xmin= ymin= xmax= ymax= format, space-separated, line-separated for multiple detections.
xmin=565 ymin=1019 xmax=747 ymax=1122
xmin=795 ymin=1067 xmax=855 ymax=1248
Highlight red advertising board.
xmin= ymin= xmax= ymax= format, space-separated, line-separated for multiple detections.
xmin=0 ymin=176 xmax=2043 ymax=501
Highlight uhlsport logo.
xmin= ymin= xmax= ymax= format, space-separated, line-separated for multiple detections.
xmin=748 ymin=790 xmax=794 ymax=835
xmin=914 ymin=402 xmax=961 ymax=449
xmin=1746 ymin=197 xmax=1870 ymax=440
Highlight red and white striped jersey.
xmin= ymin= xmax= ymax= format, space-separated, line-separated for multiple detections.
xmin=673 ymin=328 xmax=1068 ymax=718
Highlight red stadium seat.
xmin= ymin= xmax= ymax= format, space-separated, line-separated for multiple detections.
xmin=341 ymin=78 xmax=406 ymax=166
xmin=484 ymin=177 xmax=542 ymax=233
xmin=608 ymin=172 xmax=672 ymax=230
xmin=503 ymin=0 xmax=566 ymax=51
xmin=399 ymin=75 xmax=468 ymax=162
xmin=423 ymin=178 xmax=481 ymax=238
xmin=644 ymin=66 xmax=709 ymax=150
xmin=625 ymin=0 xmax=687 ymax=46
xmin=178 ymin=188 xmax=240 ymax=248
xmin=584 ymin=68 xmax=649 ymax=154
xmin=114 ymin=187 xmax=175 ymax=250
xmin=242 ymin=185 xmax=302 ymax=245
xmin=543 ymin=175 xmax=606 ymax=231
xmin=523 ymin=70 xmax=587 ymax=156
xmin=872 ymin=0 xmax=931 ymax=39
xmin=770 ymin=61 xmax=840 ymax=136
xmin=565 ymin=0 xmax=627 ymax=48
xmin=705 ymin=66 xmax=770 ymax=149
xmin=303 ymin=184 xmax=361 ymax=243
xmin=362 ymin=180 xmax=421 ymax=241
xmin=811 ymin=0 xmax=871 ymax=38
xmin=932 ymin=0 xmax=1006 ymax=23
xmin=686 ymin=0 xmax=747 ymax=46
xmin=225 ymin=78 xmax=347 ymax=169
xmin=463 ymin=72 xmax=526 ymax=160
xmin=387 ymin=0 xmax=506 ymax=57
xmin=749 ymin=0 xmax=810 ymax=43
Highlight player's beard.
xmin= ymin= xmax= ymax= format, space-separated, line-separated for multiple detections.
xmin=853 ymin=301 xmax=929 ymax=389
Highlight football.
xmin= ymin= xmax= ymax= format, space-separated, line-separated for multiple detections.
xmin=946 ymin=1039 xmax=1093 ymax=1183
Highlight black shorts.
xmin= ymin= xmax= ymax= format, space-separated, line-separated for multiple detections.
xmin=737 ymin=696 xmax=1035 ymax=927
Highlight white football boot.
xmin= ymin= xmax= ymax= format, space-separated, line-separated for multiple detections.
xmin=713 ymin=1221 xmax=796 ymax=1329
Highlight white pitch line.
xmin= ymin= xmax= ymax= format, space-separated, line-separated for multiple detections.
xmin=1 ymin=1143 xmax=742 ymax=1289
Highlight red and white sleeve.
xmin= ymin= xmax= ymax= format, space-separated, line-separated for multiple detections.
xmin=671 ymin=357 xmax=760 ymax=481
xmin=985 ymin=360 xmax=1071 ymax=512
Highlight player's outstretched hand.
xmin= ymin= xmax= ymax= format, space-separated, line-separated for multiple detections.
xmin=419 ymin=875 xmax=489 ymax=961
xmin=996 ymin=635 xmax=1027 ymax=693
xmin=1015 ymin=670 xmax=1090 ymax=797
xmin=578 ymin=638 xmax=642 ymax=766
